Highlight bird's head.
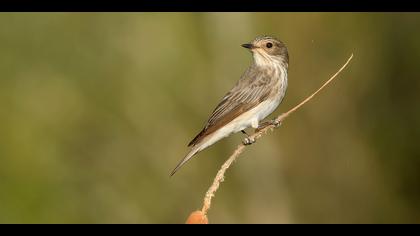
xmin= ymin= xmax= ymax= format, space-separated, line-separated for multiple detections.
xmin=242 ymin=36 xmax=289 ymax=67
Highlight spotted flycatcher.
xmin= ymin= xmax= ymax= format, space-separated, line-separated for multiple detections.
xmin=171 ymin=36 xmax=289 ymax=176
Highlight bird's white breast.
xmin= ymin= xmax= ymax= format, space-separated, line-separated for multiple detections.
xmin=243 ymin=65 xmax=288 ymax=129
xmin=197 ymin=64 xmax=287 ymax=152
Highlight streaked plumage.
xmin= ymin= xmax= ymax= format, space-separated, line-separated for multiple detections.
xmin=171 ymin=36 xmax=289 ymax=176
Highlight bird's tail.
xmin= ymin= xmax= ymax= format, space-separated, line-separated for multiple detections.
xmin=170 ymin=146 xmax=201 ymax=176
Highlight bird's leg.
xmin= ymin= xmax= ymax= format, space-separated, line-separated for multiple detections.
xmin=241 ymin=130 xmax=255 ymax=145
xmin=255 ymin=121 xmax=271 ymax=132
xmin=255 ymin=119 xmax=282 ymax=132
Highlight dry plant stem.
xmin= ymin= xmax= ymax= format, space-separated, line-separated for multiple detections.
xmin=200 ymin=54 xmax=354 ymax=216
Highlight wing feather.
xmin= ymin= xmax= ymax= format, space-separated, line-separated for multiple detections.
xmin=188 ymin=70 xmax=274 ymax=147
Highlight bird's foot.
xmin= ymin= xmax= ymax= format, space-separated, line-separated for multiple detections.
xmin=271 ymin=119 xmax=281 ymax=128
xmin=255 ymin=119 xmax=282 ymax=132
xmin=241 ymin=130 xmax=256 ymax=145
xmin=243 ymin=136 xmax=256 ymax=145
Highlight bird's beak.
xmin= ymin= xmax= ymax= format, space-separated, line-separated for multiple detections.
xmin=241 ymin=43 xmax=256 ymax=49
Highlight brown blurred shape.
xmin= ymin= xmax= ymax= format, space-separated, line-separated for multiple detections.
xmin=186 ymin=211 xmax=209 ymax=224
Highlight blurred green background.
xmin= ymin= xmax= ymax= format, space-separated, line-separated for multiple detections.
xmin=0 ymin=13 xmax=419 ymax=223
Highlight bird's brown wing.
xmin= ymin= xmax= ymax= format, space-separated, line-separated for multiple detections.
xmin=188 ymin=73 xmax=273 ymax=147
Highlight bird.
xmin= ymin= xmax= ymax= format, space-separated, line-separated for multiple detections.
xmin=171 ymin=35 xmax=289 ymax=176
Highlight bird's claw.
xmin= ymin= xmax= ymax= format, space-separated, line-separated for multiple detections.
xmin=255 ymin=119 xmax=281 ymax=132
xmin=271 ymin=119 xmax=281 ymax=128
xmin=243 ymin=136 xmax=255 ymax=145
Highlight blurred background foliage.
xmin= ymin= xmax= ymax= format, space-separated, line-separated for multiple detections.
xmin=0 ymin=13 xmax=419 ymax=223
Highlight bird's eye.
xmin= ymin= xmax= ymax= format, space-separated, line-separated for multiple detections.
xmin=266 ymin=42 xmax=273 ymax=48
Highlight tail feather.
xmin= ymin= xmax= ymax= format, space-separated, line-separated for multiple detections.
xmin=187 ymin=128 xmax=207 ymax=147
xmin=171 ymin=128 xmax=223 ymax=176
xmin=170 ymin=147 xmax=201 ymax=176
